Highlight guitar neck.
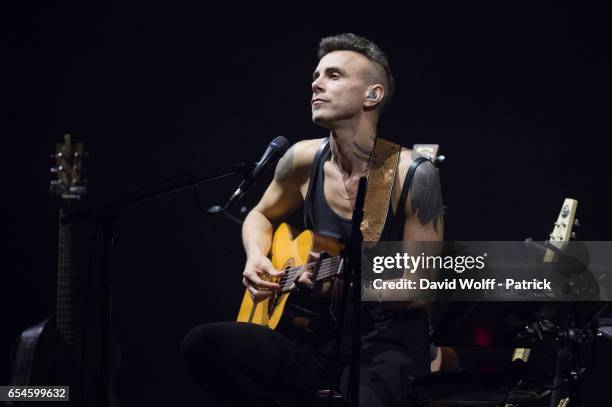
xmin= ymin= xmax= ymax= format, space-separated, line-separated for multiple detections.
xmin=56 ymin=207 xmax=80 ymax=353
xmin=50 ymin=134 xmax=87 ymax=362
xmin=278 ymin=256 xmax=344 ymax=293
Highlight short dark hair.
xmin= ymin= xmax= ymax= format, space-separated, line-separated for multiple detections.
xmin=317 ymin=33 xmax=395 ymax=110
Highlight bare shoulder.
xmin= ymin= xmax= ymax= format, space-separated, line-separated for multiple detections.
xmin=397 ymin=147 xmax=438 ymax=185
xmin=292 ymin=138 xmax=325 ymax=169
xmin=397 ymin=146 xmax=443 ymax=231
xmin=274 ymin=138 xmax=325 ymax=184
xmin=397 ymin=147 xmax=414 ymax=181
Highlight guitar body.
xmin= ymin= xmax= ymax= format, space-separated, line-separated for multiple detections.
xmin=10 ymin=317 xmax=121 ymax=407
xmin=10 ymin=316 xmax=90 ymax=402
xmin=237 ymin=223 xmax=343 ymax=329
xmin=10 ymin=317 xmax=57 ymax=387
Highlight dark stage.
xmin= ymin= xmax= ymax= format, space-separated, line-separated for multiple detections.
xmin=3 ymin=3 xmax=612 ymax=406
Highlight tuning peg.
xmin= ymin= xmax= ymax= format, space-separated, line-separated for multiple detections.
xmin=571 ymin=232 xmax=577 ymax=240
xmin=50 ymin=166 xmax=63 ymax=173
xmin=435 ymin=154 xmax=445 ymax=163
xmin=573 ymin=219 xmax=580 ymax=228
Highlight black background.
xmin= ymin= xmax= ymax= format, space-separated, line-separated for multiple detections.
xmin=3 ymin=2 xmax=611 ymax=405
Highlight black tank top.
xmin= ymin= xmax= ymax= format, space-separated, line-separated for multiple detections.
xmin=295 ymin=138 xmax=428 ymax=351
xmin=303 ymin=138 xmax=412 ymax=242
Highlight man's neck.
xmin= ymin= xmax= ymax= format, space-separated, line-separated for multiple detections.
xmin=328 ymin=116 xmax=377 ymax=177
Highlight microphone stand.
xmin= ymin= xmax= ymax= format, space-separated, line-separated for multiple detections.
xmin=347 ymin=177 xmax=367 ymax=407
xmin=61 ymin=162 xmax=254 ymax=407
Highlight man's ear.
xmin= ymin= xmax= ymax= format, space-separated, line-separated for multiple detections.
xmin=364 ymin=84 xmax=384 ymax=109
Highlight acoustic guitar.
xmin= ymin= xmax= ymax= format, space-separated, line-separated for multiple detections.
xmin=9 ymin=134 xmax=119 ymax=406
xmin=506 ymin=197 xmax=579 ymax=407
xmin=237 ymin=223 xmax=344 ymax=329
xmin=9 ymin=134 xmax=87 ymax=403
xmin=237 ymin=143 xmax=445 ymax=329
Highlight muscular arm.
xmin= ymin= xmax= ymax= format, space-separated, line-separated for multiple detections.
xmin=242 ymin=142 xmax=316 ymax=257
xmin=363 ymin=152 xmax=444 ymax=303
xmin=242 ymin=144 xmax=300 ymax=258
xmin=403 ymin=158 xmax=444 ymax=301
xmin=403 ymin=157 xmax=444 ymax=241
xmin=405 ymin=157 xmax=444 ymax=239
xmin=241 ymin=140 xmax=320 ymax=301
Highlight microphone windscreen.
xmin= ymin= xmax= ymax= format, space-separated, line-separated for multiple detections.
xmin=270 ymin=136 xmax=290 ymax=154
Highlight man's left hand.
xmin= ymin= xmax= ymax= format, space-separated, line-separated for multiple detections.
xmin=294 ymin=270 xmax=314 ymax=290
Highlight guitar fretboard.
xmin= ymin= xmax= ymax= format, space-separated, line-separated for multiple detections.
xmin=278 ymin=256 xmax=343 ymax=293
xmin=57 ymin=208 xmax=80 ymax=358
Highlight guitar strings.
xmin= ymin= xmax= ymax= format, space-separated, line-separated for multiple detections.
xmin=278 ymin=257 xmax=342 ymax=285
xmin=278 ymin=262 xmax=340 ymax=289
xmin=277 ymin=257 xmax=344 ymax=292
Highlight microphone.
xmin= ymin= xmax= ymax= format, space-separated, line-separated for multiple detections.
xmin=211 ymin=136 xmax=289 ymax=213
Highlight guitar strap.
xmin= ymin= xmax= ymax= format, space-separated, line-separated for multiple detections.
xmin=304 ymin=137 xmax=427 ymax=242
xmin=360 ymin=137 xmax=401 ymax=241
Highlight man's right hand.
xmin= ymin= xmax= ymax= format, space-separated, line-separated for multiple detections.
xmin=242 ymin=254 xmax=284 ymax=303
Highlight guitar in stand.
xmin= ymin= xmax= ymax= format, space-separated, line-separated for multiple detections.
xmin=414 ymin=198 xmax=589 ymax=407
xmin=9 ymin=134 xmax=119 ymax=406
xmin=506 ymin=198 xmax=579 ymax=407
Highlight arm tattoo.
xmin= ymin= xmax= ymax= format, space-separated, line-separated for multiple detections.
xmin=409 ymin=160 xmax=443 ymax=232
xmin=352 ymin=141 xmax=372 ymax=163
xmin=274 ymin=145 xmax=295 ymax=183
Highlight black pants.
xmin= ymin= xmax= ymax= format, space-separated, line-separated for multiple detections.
xmin=181 ymin=315 xmax=432 ymax=407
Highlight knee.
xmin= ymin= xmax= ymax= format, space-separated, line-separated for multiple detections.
xmin=181 ymin=324 xmax=222 ymax=368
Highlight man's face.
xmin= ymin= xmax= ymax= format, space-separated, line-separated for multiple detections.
xmin=311 ymin=50 xmax=372 ymax=127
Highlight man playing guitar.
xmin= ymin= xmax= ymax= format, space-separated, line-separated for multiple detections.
xmin=182 ymin=33 xmax=444 ymax=407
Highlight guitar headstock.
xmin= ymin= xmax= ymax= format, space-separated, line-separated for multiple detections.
xmin=413 ymin=144 xmax=445 ymax=164
xmin=549 ymin=198 xmax=579 ymax=242
xmin=49 ymin=133 xmax=88 ymax=200
xmin=544 ymin=198 xmax=579 ymax=263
